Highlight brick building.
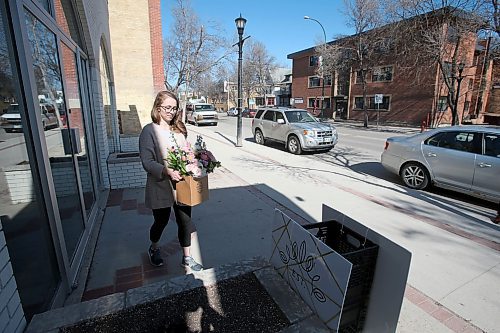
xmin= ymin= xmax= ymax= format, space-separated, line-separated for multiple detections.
xmin=0 ymin=0 xmax=162 ymax=331
xmin=288 ymin=11 xmax=498 ymax=127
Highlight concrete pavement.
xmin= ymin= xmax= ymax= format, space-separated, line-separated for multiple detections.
xmin=29 ymin=119 xmax=498 ymax=332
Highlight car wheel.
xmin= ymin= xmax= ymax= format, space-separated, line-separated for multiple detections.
xmin=400 ymin=162 xmax=430 ymax=190
xmin=254 ymin=129 xmax=265 ymax=145
xmin=287 ymin=135 xmax=302 ymax=155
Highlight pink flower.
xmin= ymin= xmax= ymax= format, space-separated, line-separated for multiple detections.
xmin=186 ymin=163 xmax=202 ymax=177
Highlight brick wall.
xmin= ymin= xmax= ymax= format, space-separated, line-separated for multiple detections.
xmin=148 ymin=0 xmax=165 ymax=93
xmin=109 ymin=0 xmax=157 ymax=130
xmin=0 ymin=219 xmax=26 ymax=333
xmin=107 ymin=154 xmax=146 ymax=189
xmin=120 ymin=135 xmax=140 ymax=152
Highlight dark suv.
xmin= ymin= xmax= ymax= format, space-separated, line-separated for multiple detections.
xmin=251 ymin=107 xmax=338 ymax=154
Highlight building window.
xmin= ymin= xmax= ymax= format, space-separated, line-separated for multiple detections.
xmin=468 ymin=79 xmax=473 ymax=90
xmin=54 ymin=0 xmax=83 ymax=47
xmin=309 ymin=55 xmax=319 ymax=67
xmin=447 ymin=26 xmax=458 ymax=43
xmin=354 ymin=96 xmax=390 ymax=110
xmin=442 ymin=62 xmax=452 ymax=78
xmin=35 ymin=0 xmax=51 ymax=12
xmin=308 ymin=98 xmax=320 ymax=108
xmin=438 ymin=96 xmax=448 ymax=112
xmin=368 ymin=96 xmax=390 ymax=110
xmin=324 ymin=97 xmax=331 ymax=109
xmin=355 ymin=70 xmax=364 ymax=84
xmin=372 ymin=66 xmax=393 ymax=82
xmin=354 ymin=97 xmax=364 ymax=109
xmin=324 ymin=75 xmax=332 ymax=86
xmin=463 ymin=101 xmax=470 ymax=114
xmin=308 ymin=76 xmax=321 ymax=88
xmin=307 ymin=97 xmax=330 ymax=109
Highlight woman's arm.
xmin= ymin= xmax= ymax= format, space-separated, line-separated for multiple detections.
xmin=139 ymin=127 xmax=165 ymax=180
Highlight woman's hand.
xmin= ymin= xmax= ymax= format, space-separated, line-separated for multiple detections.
xmin=164 ymin=167 xmax=183 ymax=182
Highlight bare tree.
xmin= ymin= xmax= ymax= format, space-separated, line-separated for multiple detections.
xmin=318 ymin=0 xmax=387 ymax=127
xmin=384 ymin=0 xmax=493 ymax=125
xmin=242 ymin=40 xmax=278 ymax=107
xmin=163 ymin=0 xmax=231 ymax=113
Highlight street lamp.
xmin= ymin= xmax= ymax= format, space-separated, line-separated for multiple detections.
xmin=235 ymin=14 xmax=247 ymax=147
xmin=452 ymin=63 xmax=465 ymax=126
xmin=304 ymin=15 xmax=327 ymax=120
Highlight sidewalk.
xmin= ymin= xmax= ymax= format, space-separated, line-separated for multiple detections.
xmin=29 ymin=122 xmax=497 ymax=332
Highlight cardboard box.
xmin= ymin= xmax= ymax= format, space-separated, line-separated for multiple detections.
xmin=175 ymin=175 xmax=209 ymax=206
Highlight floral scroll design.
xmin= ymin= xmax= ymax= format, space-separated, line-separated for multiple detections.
xmin=279 ymin=240 xmax=326 ymax=303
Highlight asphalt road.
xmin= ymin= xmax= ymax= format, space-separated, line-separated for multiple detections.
xmin=210 ymin=114 xmax=497 ymax=212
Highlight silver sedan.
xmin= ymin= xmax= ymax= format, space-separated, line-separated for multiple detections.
xmin=381 ymin=125 xmax=500 ymax=203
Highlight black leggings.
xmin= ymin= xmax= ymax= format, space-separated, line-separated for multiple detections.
xmin=151 ymin=204 xmax=193 ymax=247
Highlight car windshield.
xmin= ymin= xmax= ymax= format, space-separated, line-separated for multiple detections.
xmin=284 ymin=110 xmax=316 ymax=123
xmin=5 ymin=105 xmax=20 ymax=114
xmin=194 ymin=105 xmax=215 ymax=111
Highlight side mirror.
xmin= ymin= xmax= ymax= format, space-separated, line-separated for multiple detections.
xmin=277 ymin=119 xmax=285 ymax=124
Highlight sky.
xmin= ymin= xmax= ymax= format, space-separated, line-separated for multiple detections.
xmin=160 ymin=0 xmax=355 ymax=68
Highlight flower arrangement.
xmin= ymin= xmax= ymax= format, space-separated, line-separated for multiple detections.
xmin=166 ymin=135 xmax=221 ymax=178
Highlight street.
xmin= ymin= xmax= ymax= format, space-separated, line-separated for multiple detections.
xmin=188 ymin=113 xmax=500 ymax=333
xmin=210 ymin=114 xmax=497 ymax=214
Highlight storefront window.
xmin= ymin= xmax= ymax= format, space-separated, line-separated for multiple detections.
xmin=0 ymin=6 xmax=60 ymax=320
xmin=35 ymin=0 xmax=50 ymax=12
xmin=24 ymin=9 xmax=85 ymax=262
xmin=53 ymin=0 xmax=82 ymax=47
xmin=60 ymin=41 xmax=95 ymax=216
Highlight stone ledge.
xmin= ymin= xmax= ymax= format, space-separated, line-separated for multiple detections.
xmin=107 ymin=152 xmax=140 ymax=164
xmin=26 ymin=293 xmax=125 ymax=333
xmin=254 ymin=267 xmax=315 ymax=325
xmin=26 ymin=256 xmax=276 ymax=333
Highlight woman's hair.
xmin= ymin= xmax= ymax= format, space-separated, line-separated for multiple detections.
xmin=150 ymin=90 xmax=187 ymax=137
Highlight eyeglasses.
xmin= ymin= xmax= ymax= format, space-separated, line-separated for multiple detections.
xmin=158 ymin=105 xmax=178 ymax=113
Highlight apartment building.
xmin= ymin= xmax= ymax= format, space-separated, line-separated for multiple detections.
xmin=288 ymin=10 xmax=498 ymax=127
xmin=0 ymin=1 xmax=162 ymax=331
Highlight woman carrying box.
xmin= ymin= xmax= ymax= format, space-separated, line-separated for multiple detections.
xmin=139 ymin=90 xmax=203 ymax=271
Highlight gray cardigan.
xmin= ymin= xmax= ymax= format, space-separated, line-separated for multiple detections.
xmin=139 ymin=123 xmax=187 ymax=209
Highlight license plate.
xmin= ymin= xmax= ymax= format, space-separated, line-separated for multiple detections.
xmin=323 ymin=137 xmax=332 ymax=143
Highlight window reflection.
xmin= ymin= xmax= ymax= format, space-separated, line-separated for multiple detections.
xmin=0 ymin=7 xmax=59 ymax=321
xmin=53 ymin=0 xmax=82 ymax=47
xmin=60 ymin=41 xmax=95 ymax=216
xmin=24 ymin=10 xmax=85 ymax=262
xmin=35 ymin=0 xmax=51 ymax=12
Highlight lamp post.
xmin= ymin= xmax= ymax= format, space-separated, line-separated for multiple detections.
xmin=304 ymin=15 xmax=327 ymax=120
xmin=452 ymin=63 xmax=465 ymax=126
xmin=235 ymin=14 xmax=247 ymax=147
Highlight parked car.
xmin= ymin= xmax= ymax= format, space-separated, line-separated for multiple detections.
xmin=251 ymin=107 xmax=338 ymax=154
xmin=0 ymin=103 xmax=58 ymax=133
xmin=242 ymin=108 xmax=257 ymax=118
xmin=186 ymin=103 xmax=218 ymax=126
xmin=381 ymin=125 xmax=500 ymax=203
xmin=227 ymin=108 xmax=238 ymax=116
